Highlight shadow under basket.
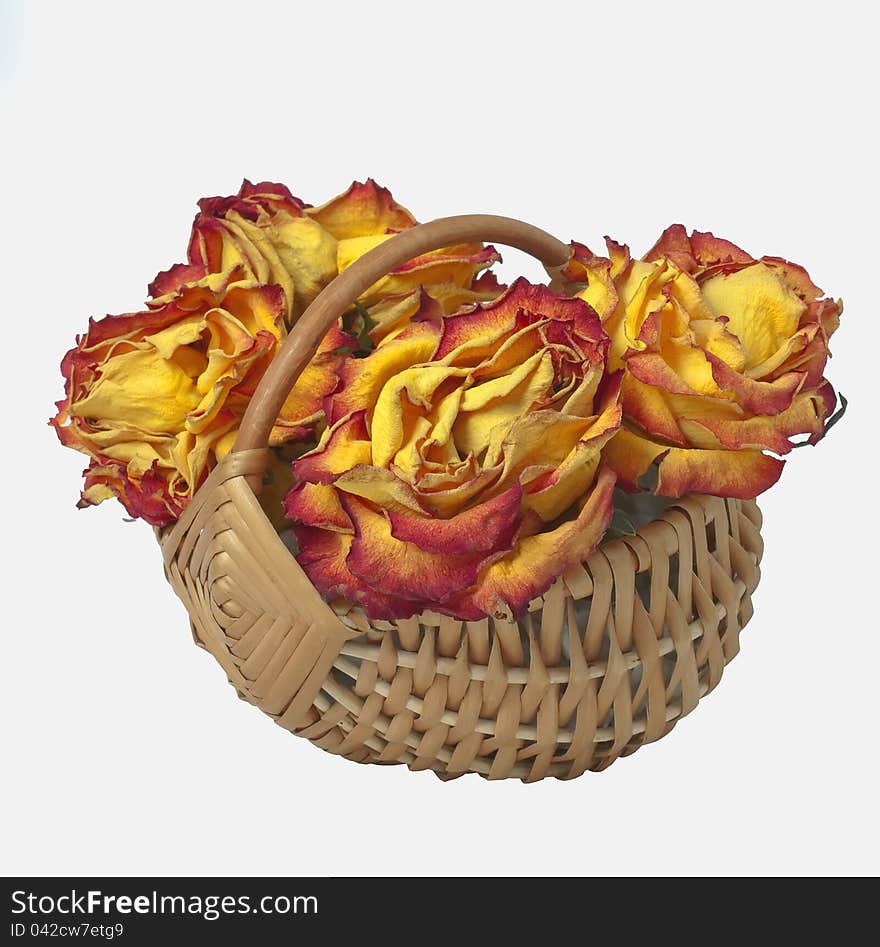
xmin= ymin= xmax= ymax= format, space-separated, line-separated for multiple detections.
xmin=156 ymin=214 xmax=764 ymax=782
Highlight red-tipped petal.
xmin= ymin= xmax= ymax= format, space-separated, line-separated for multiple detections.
xmin=343 ymin=497 xmax=499 ymax=606
xmin=307 ymin=179 xmax=417 ymax=239
xmin=601 ymin=429 xmax=668 ymax=492
xmin=620 ymin=376 xmax=688 ymax=447
xmin=645 ymin=224 xmax=697 ymax=271
xmin=388 ymin=484 xmax=522 ymax=555
xmin=690 ymin=230 xmax=752 ymax=267
xmin=682 ymin=389 xmax=827 ymax=454
xmin=447 ymin=464 xmax=617 ymax=620
xmin=147 ymin=262 xmax=208 ymax=299
xmin=293 ymin=525 xmax=421 ymax=620
xmin=657 ymin=447 xmax=784 ymax=499
xmin=283 ymin=481 xmax=353 ymax=532
xmin=704 ymin=352 xmax=805 ymax=415
xmin=197 ymin=179 xmax=306 ymax=221
xmin=293 ymin=412 xmax=372 ymax=485
xmin=436 ymin=277 xmax=605 ymax=361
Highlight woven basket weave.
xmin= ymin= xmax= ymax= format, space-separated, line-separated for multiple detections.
xmin=158 ymin=215 xmax=764 ymax=781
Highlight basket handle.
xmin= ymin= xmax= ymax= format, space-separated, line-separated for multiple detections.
xmin=233 ymin=214 xmax=570 ymax=458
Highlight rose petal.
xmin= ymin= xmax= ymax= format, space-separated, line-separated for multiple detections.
xmin=333 ymin=465 xmax=427 ymax=515
xmin=620 ymin=376 xmax=689 ymax=447
xmin=656 ymin=447 xmax=784 ymax=499
xmin=292 ymin=410 xmax=372 ymax=485
xmin=283 ymin=481 xmax=353 ymax=532
xmin=701 ymin=263 xmax=806 ymax=371
xmin=448 ymin=464 xmax=616 ymax=620
xmin=600 ymin=428 xmax=667 ymax=491
xmin=293 ymin=525 xmax=420 ymax=620
xmin=306 ymin=179 xmax=416 ymax=239
xmin=331 ymin=324 xmax=442 ymax=423
xmin=680 ymin=389 xmax=828 ymax=454
xmin=343 ymin=497 xmax=499 ymax=606
xmin=388 ymin=484 xmax=522 ymax=555
xmin=272 ymin=324 xmax=357 ymax=444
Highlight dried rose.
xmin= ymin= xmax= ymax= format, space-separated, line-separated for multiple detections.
xmin=285 ymin=280 xmax=620 ymax=621
xmin=150 ymin=179 xmax=500 ymax=324
xmin=560 ymin=226 xmax=840 ymax=498
xmin=51 ymin=268 xmax=349 ymax=525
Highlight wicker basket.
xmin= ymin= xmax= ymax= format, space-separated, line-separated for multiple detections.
xmin=159 ymin=215 xmax=764 ymax=782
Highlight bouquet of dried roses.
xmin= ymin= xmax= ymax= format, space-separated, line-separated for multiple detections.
xmin=52 ymin=181 xmax=498 ymax=526
xmin=52 ymin=181 xmax=844 ymax=780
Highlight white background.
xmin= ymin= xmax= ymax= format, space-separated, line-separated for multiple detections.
xmin=2 ymin=0 xmax=878 ymax=877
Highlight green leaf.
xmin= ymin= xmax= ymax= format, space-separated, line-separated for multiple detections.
xmin=606 ymin=508 xmax=637 ymax=538
xmin=340 ymin=301 xmax=377 ymax=358
xmin=823 ymin=392 xmax=848 ymax=436
xmin=792 ymin=392 xmax=848 ymax=448
xmin=354 ymin=301 xmax=376 ymax=334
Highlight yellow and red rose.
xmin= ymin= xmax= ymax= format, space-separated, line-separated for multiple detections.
xmin=50 ymin=267 xmax=346 ymax=526
xmin=149 ymin=180 xmax=334 ymax=319
xmin=560 ymin=226 xmax=841 ymax=498
xmin=284 ymin=280 xmax=621 ymax=621
xmin=149 ymin=179 xmax=500 ymax=324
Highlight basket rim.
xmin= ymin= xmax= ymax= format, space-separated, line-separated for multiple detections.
xmin=328 ymin=492 xmax=752 ymax=630
xmin=159 ymin=449 xmax=755 ymax=630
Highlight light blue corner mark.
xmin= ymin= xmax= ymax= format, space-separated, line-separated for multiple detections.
xmin=0 ymin=0 xmax=21 ymax=82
